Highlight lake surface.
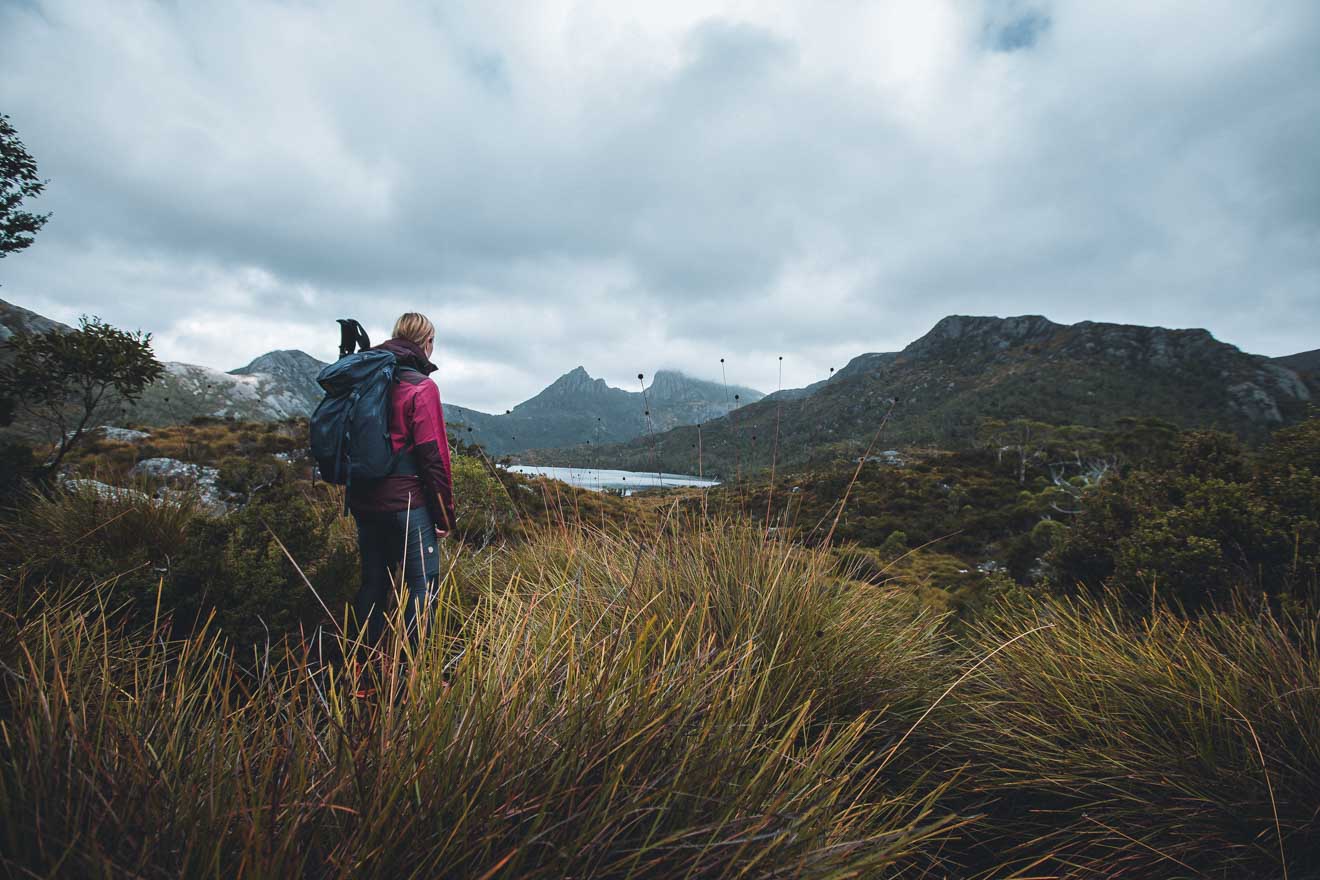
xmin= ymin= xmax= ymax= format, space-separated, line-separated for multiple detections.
xmin=505 ymin=465 xmax=719 ymax=494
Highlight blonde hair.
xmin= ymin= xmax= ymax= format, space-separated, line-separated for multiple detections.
xmin=392 ymin=312 xmax=435 ymax=348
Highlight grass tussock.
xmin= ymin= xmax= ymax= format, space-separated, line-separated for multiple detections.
xmin=0 ymin=520 xmax=960 ymax=879
xmin=1 ymin=481 xmax=198 ymax=593
xmin=944 ymin=593 xmax=1320 ymax=878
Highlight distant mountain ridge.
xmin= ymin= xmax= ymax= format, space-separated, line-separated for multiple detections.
xmin=444 ymin=366 xmax=763 ymax=456
xmin=523 ymin=314 xmax=1316 ymax=476
xmin=0 ymin=298 xmax=762 ymax=453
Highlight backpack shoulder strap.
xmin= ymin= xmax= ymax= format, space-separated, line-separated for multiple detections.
xmin=395 ymin=367 xmax=427 ymax=385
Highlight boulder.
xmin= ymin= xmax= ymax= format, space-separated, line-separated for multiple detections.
xmin=130 ymin=457 xmax=230 ymax=513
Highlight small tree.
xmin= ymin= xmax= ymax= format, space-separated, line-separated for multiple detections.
xmin=978 ymin=417 xmax=1056 ymax=484
xmin=1 ymin=113 xmax=50 ymax=261
xmin=0 ymin=316 xmax=163 ymax=475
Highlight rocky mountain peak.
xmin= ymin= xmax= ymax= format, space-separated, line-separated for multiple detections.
xmin=906 ymin=314 xmax=1061 ymax=358
xmin=646 ymin=370 xmax=693 ymax=400
xmin=523 ymin=367 xmax=613 ymax=407
xmin=229 ymin=349 xmax=325 ymax=378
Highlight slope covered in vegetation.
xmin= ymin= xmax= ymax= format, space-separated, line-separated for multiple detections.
xmin=527 ymin=315 xmax=1315 ymax=476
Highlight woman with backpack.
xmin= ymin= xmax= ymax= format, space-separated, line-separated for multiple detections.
xmin=346 ymin=312 xmax=457 ymax=655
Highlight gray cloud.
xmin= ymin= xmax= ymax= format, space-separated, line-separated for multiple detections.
xmin=1 ymin=0 xmax=1317 ymax=412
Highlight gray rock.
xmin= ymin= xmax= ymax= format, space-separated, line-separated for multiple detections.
xmin=59 ymin=477 xmax=152 ymax=504
xmin=1260 ymin=363 xmax=1311 ymax=401
xmin=131 ymin=457 xmax=231 ymax=513
xmin=1226 ymin=382 xmax=1284 ymax=424
xmin=99 ymin=426 xmax=151 ymax=443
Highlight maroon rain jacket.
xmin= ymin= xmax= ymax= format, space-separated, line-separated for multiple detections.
xmin=347 ymin=337 xmax=457 ymax=530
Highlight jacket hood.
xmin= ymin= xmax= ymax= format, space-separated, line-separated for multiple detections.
xmin=377 ymin=337 xmax=437 ymax=375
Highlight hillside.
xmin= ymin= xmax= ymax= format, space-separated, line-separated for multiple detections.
xmin=0 ymin=298 xmax=67 ymax=342
xmin=123 ymin=359 xmax=326 ymax=424
xmin=523 ymin=315 xmax=1314 ymax=476
xmin=0 ymin=298 xmax=330 ymax=426
xmin=1277 ymin=348 xmax=1320 ymax=377
xmin=764 ymin=352 xmax=899 ymax=401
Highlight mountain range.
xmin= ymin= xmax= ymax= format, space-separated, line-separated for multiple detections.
xmin=4 ymin=300 xmax=1315 ymax=471
xmin=522 ymin=314 xmax=1318 ymax=476
xmin=0 ymin=299 xmax=761 ymax=453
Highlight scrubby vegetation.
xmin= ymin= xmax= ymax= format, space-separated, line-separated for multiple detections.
xmin=725 ymin=414 xmax=1320 ymax=619
xmin=1 ymin=414 xmax=1319 ymax=877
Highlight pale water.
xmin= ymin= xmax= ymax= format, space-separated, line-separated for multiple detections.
xmin=505 ymin=465 xmax=719 ymax=494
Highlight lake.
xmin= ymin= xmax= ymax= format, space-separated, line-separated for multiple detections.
xmin=505 ymin=465 xmax=720 ymax=494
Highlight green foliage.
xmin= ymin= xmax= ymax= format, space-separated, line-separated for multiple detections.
xmin=0 ymin=113 xmax=49 ymax=260
xmin=166 ymin=466 xmax=355 ymax=647
xmin=879 ymin=528 xmax=908 ymax=559
xmin=0 ymin=481 xmax=197 ymax=616
xmin=1029 ymin=517 xmax=1066 ymax=547
xmin=214 ymin=453 xmax=284 ymax=502
xmin=0 ymin=316 xmax=163 ymax=473
xmin=1050 ymin=424 xmax=1320 ymax=611
xmin=450 ymin=453 xmax=518 ymax=546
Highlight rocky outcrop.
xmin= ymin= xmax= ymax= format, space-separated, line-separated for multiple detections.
xmin=126 ymin=355 xmax=326 ymax=425
xmin=131 ymin=457 xmax=231 ymax=513
xmin=59 ymin=478 xmax=152 ymax=504
xmin=97 ymin=426 xmax=151 ymax=443
xmin=904 ymin=314 xmax=1061 ymax=358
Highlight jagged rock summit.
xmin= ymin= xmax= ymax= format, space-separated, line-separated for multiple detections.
xmin=518 ymin=367 xmax=618 ymax=409
xmin=229 ymin=350 xmax=328 ymax=410
xmin=446 ymin=366 xmax=764 ymax=456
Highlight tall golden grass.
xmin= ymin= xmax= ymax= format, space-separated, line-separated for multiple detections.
xmin=1 ymin=489 xmax=1318 ymax=878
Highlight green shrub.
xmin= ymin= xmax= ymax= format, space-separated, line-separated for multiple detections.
xmin=0 ymin=481 xmax=197 ymax=616
xmin=879 ymin=528 xmax=909 ymax=559
xmin=0 ymin=441 xmax=36 ymax=504
xmin=166 ymin=469 xmax=355 ymax=646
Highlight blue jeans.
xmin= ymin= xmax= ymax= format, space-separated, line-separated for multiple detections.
xmin=351 ymin=507 xmax=440 ymax=648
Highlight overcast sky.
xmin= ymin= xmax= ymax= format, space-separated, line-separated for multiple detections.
xmin=1 ymin=0 xmax=1317 ymax=412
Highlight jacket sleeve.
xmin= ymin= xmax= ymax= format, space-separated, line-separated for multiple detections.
xmin=408 ymin=379 xmax=457 ymax=530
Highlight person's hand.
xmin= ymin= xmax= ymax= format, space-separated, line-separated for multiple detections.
xmin=435 ymin=527 xmax=449 ymax=540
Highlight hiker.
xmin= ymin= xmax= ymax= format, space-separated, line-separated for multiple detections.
xmin=347 ymin=312 xmax=457 ymax=650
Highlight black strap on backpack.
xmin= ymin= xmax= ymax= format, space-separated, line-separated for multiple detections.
xmin=336 ymin=319 xmax=372 ymax=359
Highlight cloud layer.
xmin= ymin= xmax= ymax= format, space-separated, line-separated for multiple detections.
xmin=2 ymin=0 xmax=1317 ymax=411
